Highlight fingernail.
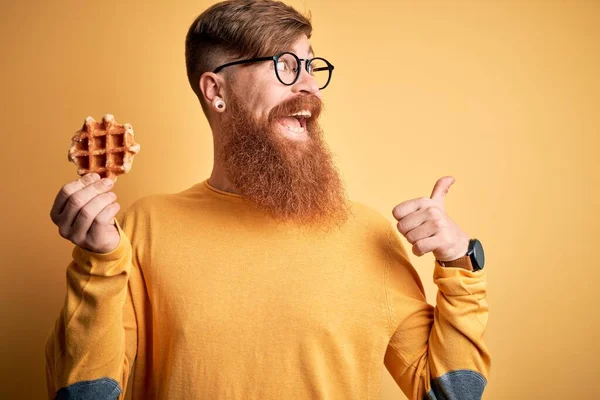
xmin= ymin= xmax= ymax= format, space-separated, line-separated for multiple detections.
xmin=101 ymin=178 xmax=114 ymax=188
xmin=90 ymin=173 xmax=100 ymax=181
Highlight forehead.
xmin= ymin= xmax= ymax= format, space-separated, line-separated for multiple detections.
xmin=288 ymin=35 xmax=314 ymax=58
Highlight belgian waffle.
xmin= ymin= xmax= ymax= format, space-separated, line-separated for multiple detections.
xmin=68 ymin=114 xmax=140 ymax=181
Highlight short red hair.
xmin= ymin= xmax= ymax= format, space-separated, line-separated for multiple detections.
xmin=185 ymin=0 xmax=313 ymax=112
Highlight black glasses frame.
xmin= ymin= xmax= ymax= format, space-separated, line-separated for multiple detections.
xmin=213 ymin=52 xmax=335 ymax=90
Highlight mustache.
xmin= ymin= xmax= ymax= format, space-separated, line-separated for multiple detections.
xmin=268 ymin=94 xmax=323 ymax=122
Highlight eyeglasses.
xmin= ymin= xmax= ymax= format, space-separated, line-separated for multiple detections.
xmin=213 ymin=52 xmax=335 ymax=90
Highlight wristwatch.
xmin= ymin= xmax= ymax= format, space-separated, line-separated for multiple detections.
xmin=437 ymin=238 xmax=485 ymax=272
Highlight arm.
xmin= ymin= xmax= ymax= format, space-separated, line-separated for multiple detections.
xmin=44 ymin=219 xmax=139 ymax=400
xmin=383 ymin=226 xmax=491 ymax=399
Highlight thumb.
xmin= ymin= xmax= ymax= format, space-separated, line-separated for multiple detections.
xmin=430 ymin=176 xmax=455 ymax=203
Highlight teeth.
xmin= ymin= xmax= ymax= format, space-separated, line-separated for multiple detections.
xmin=283 ymin=125 xmax=305 ymax=133
xmin=290 ymin=110 xmax=311 ymax=118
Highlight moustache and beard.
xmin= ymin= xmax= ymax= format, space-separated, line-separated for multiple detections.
xmin=217 ymin=92 xmax=351 ymax=231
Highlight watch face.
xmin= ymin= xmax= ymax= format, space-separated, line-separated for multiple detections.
xmin=472 ymin=239 xmax=485 ymax=270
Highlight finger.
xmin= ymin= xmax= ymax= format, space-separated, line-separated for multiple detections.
xmin=397 ymin=207 xmax=427 ymax=236
xmin=91 ymin=202 xmax=121 ymax=227
xmin=83 ymin=203 xmax=121 ymax=252
xmin=392 ymin=197 xmax=434 ymax=220
xmin=397 ymin=206 xmax=441 ymax=236
xmin=430 ymin=176 xmax=455 ymax=202
xmin=59 ymin=178 xmax=115 ymax=229
xmin=70 ymin=192 xmax=117 ymax=244
xmin=50 ymin=173 xmax=100 ymax=223
xmin=403 ymin=220 xmax=438 ymax=245
xmin=412 ymin=234 xmax=440 ymax=257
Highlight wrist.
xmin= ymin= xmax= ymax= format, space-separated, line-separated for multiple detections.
xmin=436 ymin=238 xmax=485 ymax=272
xmin=436 ymin=255 xmax=473 ymax=271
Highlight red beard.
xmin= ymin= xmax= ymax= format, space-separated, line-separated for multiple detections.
xmin=218 ymin=92 xmax=350 ymax=230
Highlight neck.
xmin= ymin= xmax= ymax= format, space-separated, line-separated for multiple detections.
xmin=208 ymin=164 xmax=239 ymax=195
xmin=208 ymin=129 xmax=240 ymax=195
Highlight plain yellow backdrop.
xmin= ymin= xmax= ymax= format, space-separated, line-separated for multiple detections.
xmin=1 ymin=0 xmax=598 ymax=399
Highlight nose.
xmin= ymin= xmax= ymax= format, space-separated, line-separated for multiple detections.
xmin=292 ymin=61 xmax=322 ymax=99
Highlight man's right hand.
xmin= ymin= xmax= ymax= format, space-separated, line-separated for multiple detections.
xmin=50 ymin=173 xmax=121 ymax=254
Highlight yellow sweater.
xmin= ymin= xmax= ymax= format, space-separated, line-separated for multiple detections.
xmin=45 ymin=179 xmax=491 ymax=400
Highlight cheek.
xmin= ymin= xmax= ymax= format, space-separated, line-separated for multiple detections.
xmin=237 ymin=74 xmax=289 ymax=119
xmin=256 ymin=97 xmax=283 ymax=121
xmin=245 ymin=88 xmax=273 ymax=118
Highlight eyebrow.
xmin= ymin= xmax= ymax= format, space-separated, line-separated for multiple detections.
xmin=280 ymin=45 xmax=315 ymax=59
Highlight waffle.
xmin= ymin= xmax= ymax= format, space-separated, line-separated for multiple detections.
xmin=68 ymin=114 xmax=140 ymax=182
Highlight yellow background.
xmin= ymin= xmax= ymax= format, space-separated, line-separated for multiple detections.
xmin=1 ymin=1 xmax=598 ymax=399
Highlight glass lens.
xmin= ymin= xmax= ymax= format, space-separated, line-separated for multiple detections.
xmin=308 ymin=58 xmax=331 ymax=89
xmin=275 ymin=53 xmax=299 ymax=85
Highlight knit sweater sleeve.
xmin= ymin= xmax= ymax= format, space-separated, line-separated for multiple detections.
xmin=44 ymin=206 xmax=147 ymax=400
xmin=382 ymin=225 xmax=491 ymax=400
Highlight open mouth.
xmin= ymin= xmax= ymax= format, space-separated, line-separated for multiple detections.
xmin=277 ymin=110 xmax=311 ymax=134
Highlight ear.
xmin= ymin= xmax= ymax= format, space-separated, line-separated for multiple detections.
xmin=199 ymin=72 xmax=225 ymax=108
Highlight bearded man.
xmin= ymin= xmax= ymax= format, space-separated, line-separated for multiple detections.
xmin=45 ymin=1 xmax=491 ymax=399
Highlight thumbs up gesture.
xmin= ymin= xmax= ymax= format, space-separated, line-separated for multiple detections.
xmin=392 ymin=176 xmax=470 ymax=262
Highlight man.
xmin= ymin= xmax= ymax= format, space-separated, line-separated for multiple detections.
xmin=45 ymin=1 xmax=491 ymax=399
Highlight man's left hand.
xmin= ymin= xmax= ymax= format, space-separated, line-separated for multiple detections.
xmin=392 ymin=176 xmax=470 ymax=262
